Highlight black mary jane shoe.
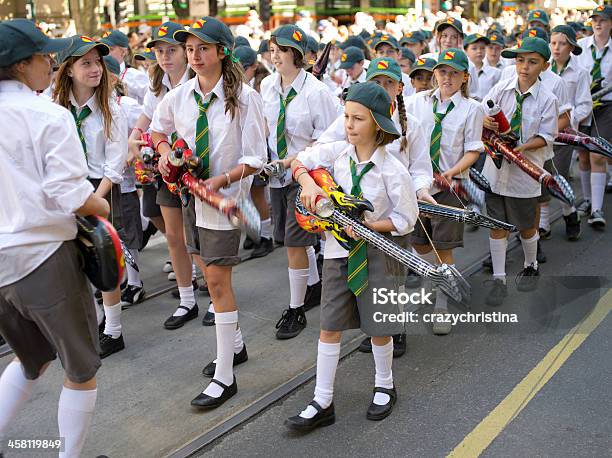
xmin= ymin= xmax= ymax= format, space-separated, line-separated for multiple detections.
xmin=202 ymin=345 xmax=249 ymax=377
xmin=285 ymin=401 xmax=335 ymax=432
xmin=190 ymin=377 xmax=237 ymax=409
xmin=366 ymin=386 xmax=397 ymax=421
xmin=163 ymin=304 xmax=199 ymax=330
xmin=201 ymin=310 xmax=215 ymax=326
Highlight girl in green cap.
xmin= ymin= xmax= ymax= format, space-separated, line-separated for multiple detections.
xmin=287 ymin=81 xmax=418 ymax=431
xmin=54 ymin=36 xmax=129 ymax=359
xmin=260 ymin=24 xmax=339 ymax=341
xmin=0 ymin=19 xmax=109 ymax=458
xmin=128 ymin=22 xmax=200 ymax=332
xmin=151 ymin=16 xmax=267 ymax=410
xmin=406 ymin=48 xmax=484 ymax=334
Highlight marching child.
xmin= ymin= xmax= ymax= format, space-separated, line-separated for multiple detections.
xmin=286 ymin=82 xmax=418 ymax=431
xmin=151 ymin=17 xmax=267 ymax=408
xmin=408 ymin=57 xmax=436 ymax=93
xmin=260 ymin=25 xmax=339 ymax=340
xmin=405 ymin=49 xmax=484 ymax=334
xmin=464 ymin=34 xmax=501 ymax=101
xmin=482 ymin=37 xmax=559 ymax=306
xmin=485 ymin=33 xmax=507 ymax=70
xmin=0 ymin=19 xmax=110 ymax=457
xmin=54 ymin=36 xmax=129 ymax=358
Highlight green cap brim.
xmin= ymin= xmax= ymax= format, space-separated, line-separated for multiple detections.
xmin=501 ymin=47 xmax=550 ymax=60
xmin=366 ymin=69 xmax=401 ymax=82
xmin=433 ymin=61 xmax=467 ymax=72
xmin=146 ymin=37 xmax=180 ymax=48
xmin=273 ymin=37 xmax=305 ymax=56
xmin=371 ymin=109 xmax=400 ymax=137
xmin=173 ymin=29 xmax=219 ymax=45
xmin=339 ymin=60 xmax=359 ymax=69
xmin=134 ymin=51 xmax=156 ymax=61
xmin=41 ymin=37 xmax=73 ymax=54
xmin=408 ymin=67 xmax=433 ymax=77
xmin=436 ymin=23 xmax=464 ymax=37
xmin=74 ymin=43 xmax=109 ymax=59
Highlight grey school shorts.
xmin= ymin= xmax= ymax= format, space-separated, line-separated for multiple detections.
xmin=197 ymin=228 xmax=241 ymax=266
xmin=156 ymin=180 xmax=182 ymax=208
xmin=410 ymin=190 xmax=465 ymax=250
xmin=142 ymin=182 xmax=162 ymax=218
xmin=485 ymin=193 xmax=537 ymax=231
xmin=182 ymin=197 xmax=200 ymax=255
xmin=0 ymin=242 xmax=101 ymax=382
xmin=120 ymin=190 xmax=143 ymax=250
xmin=270 ymin=182 xmax=318 ymax=247
xmin=320 ymin=238 xmax=404 ymax=337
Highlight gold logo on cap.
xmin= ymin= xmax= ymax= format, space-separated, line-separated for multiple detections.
xmin=293 ymin=30 xmax=303 ymax=41
xmin=80 ymin=35 xmax=94 ymax=43
xmin=377 ymin=60 xmax=389 ymax=69
xmin=341 ymin=53 xmax=347 ymax=62
xmin=529 ymin=29 xmax=537 ymax=37
xmin=158 ymin=26 xmax=168 ymax=37
xmin=443 ymin=51 xmax=455 ymax=60
xmin=533 ymin=11 xmax=541 ymax=18
xmin=192 ymin=20 xmax=206 ymax=29
xmin=102 ymin=31 xmax=111 ymax=38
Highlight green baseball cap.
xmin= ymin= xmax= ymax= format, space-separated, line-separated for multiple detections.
xmin=400 ymin=47 xmax=416 ymax=62
xmin=502 ymin=36 xmax=551 ymax=61
xmin=103 ymin=55 xmax=121 ymax=76
xmin=434 ymin=48 xmax=470 ymax=72
xmin=359 ymin=30 xmax=371 ymax=40
xmin=306 ymin=36 xmax=319 ymax=54
xmin=521 ymin=27 xmax=549 ymax=42
xmin=366 ymin=57 xmax=402 ymax=82
xmin=101 ymin=30 xmax=129 ymax=48
xmin=339 ymin=46 xmax=365 ymax=69
xmin=270 ymin=24 xmax=307 ymax=56
xmin=486 ymin=32 xmax=506 ymax=48
xmin=373 ymin=34 xmax=400 ymax=51
xmin=234 ymin=45 xmax=257 ymax=69
xmin=0 ymin=18 xmax=72 ymax=66
xmin=400 ymin=30 xmax=425 ymax=45
xmin=134 ymin=46 xmax=156 ymax=61
xmin=464 ymin=33 xmax=490 ymax=47
xmin=345 ymin=82 xmax=399 ymax=138
xmin=234 ymin=36 xmax=250 ymax=48
xmin=551 ymin=25 xmax=582 ymax=55
xmin=56 ymin=35 xmax=110 ymax=64
xmin=488 ymin=22 xmax=504 ymax=34
xmin=527 ymin=9 xmax=550 ymax=26
xmin=258 ymin=39 xmax=269 ymax=54
xmin=147 ymin=22 xmax=183 ymax=48
xmin=435 ymin=17 xmax=464 ymax=37
xmin=421 ymin=29 xmax=433 ymax=40
xmin=174 ymin=17 xmax=234 ymax=50
xmin=590 ymin=5 xmax=612 ymax=20
xmin=408 ymin=57 xmax=436 ymax=77
xmin=340 ymin=35 xmax=367 ymax=50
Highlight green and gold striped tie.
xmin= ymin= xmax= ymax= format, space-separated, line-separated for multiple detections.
xmin=510 ymin=91 xmax=530 ymax=139
xmin=193 ymin=91 xmax=217 ymax=179
xmin=551 ymin=60 xmax=567 ymax=76
xmin=590 ymin=45 xmax=608 ymax=81
xmin=70 ymin=105 xmax=92 ymax=159
xmin=429 ymin=98 xmax=454 ymax=170
xmin=347 ymin=157 xmax=375 ymax=297
xmin=276 ymin=88 xmax=297 ymax=159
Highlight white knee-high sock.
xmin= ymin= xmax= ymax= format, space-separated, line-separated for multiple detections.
xmin=580 ymin=169 xmax=591 ymax=201
xmin=521 ymin=233 xmax=539 ymax=269
xmin=173 ymin=286 xmax=196 ymax=317
xmin=261 ymin=218 xmax=272 ymax=240
xmin=204 ymin=310 xmax=238 ymax=398
xmin=127 ymin=249 xmax=141 ymax=286
xmin=0 ymin=361 xmax=36 ymax=439
xmin=591 ymin=172 xmax=607 ymax=212
xmin=288 ymin=268 xmax=309 ymax=308
xmin=319 ymin=238 xmax=326 ymax=252
xmin=372 ymin=339 xmax=394 ymax=405
xmin=300 ymin=340 xmax=340 ymax=419
xmin=306 ymin=246 xmax=320 ymax=286
xmin=234 ymin=326 xmax=244 ymax=353
xmin=539 ymin=205 xmax=550 ymax=231
xmin=58 ymin=387 xmax=97 ymax=458
xmin=103 ymin=302 xmax=122 ymax=338
xmin=490 ymin=237 xmax=508 ymax=283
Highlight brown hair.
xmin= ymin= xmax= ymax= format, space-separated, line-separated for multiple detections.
xmin=374 ymin=129 xmax=398 ymax=148
xmin=149 ymin=43 xmax=193 ymax=97
xmin=270 ymin=37 xmax=305 ymax=68
xmin=253 ymin=62 xmax=270 ymax=93
xmin=430 ymin=70 xmax=470 ymax=98
xmin=218 ymin=44 xmax=245 ymax=120
xmin=0 ymin=57 xmax=33 ymax=81
xmin=53 ymin=51 xmax=113 ymax=139
xmin=395 ymin=93 xmax=409 ymax=155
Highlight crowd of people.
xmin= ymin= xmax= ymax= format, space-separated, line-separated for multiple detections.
xmin=0 ymin=4 xmax=611 ymax=456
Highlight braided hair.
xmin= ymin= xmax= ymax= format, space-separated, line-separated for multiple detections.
xmin=396 ymin=92 xmax=409 ymax=155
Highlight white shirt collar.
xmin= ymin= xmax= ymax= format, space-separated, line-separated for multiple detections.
xmin=0 ymin=80 xmax=35 ymax=94
xmin=162 ymin=66 xmax=192 ymax=92
xmin=432 ymin=87 xmax=463 ymax=107
xmin=585 ymin=35 xmax=612 ymax=51
xmin=69 ymin=90 xmax=98 ymax=111
xmin=503 ymin=75 xmax=541 ymax=98
xmin=346 ymin=144 xmax=386 ymax=168
xmin=193 ymin=74 xmax=225 ymax=101
xmin=273 ymin=68 xmax=307 ymax=95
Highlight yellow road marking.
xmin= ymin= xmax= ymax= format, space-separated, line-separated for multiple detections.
xmin=448 ymin=289 xmax=612 ymax=458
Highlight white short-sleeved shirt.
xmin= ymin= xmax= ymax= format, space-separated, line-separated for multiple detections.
xmin=142 ymin=67 xmax=192 ymax=121
xmin=120 ymin=62 xmax=149 ymax=104
xmin=481 ymin=76 xmax=559 ymax=198
xmin=0 ymin=81 xmax=94 ymax=287
xmin=151 ymin=76 xmax=267 ymax=230
xmin=576 ymin=36 xmax=612 ymax=102
xmin=471 ymin=62 xmax=502 ymax=101
xmin=405 ymin=88 xmax=485 ymax=184
xmin=260 ymin=69 xmax=341 ymax=188
xmin=296 ymin=141 xmax=418 ymax=259
xmin=317 ymin=108 xmax=433 ymax=192
xmin=551 ymin=56 xmax=592 ymax=129
xmin=68 ymin=92 xmax=128 ymax=184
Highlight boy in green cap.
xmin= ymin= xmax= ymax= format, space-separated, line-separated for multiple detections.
xmin=575 ymin=5 xmax=612 ymax=228
xmin=464 ymin=33 xmax=501 ymax=101
xmin=409 ymin=57 xmax=436 ymax=92
xmin=372 ymin=35 xmax=416 ymax=97
xmin=0 ymin=18 xmax=110 ymax=457
xmin=482 ymin=37 xmax=559 ymax=305
xmin=337 ymin=46 xmax=366 ymax=93
xmin=102 ymin=29 xmax=148 ymax=103
xmin=485 ymin=32 xmax=507 ymax=70
xmin=287 ymin=81 xmax=419 ymax=431
xmin=526 ymin=9 xmax=550 ymax=33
